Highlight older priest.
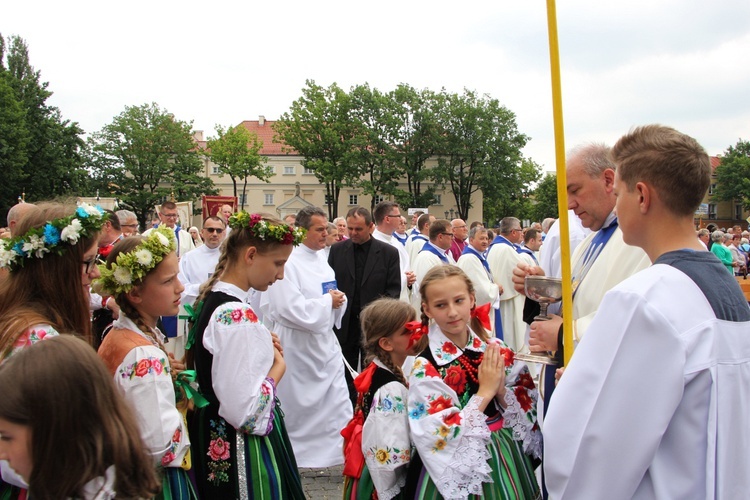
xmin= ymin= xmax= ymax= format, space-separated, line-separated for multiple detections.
xmin=260 ymin=206 xmax=352 ymax=467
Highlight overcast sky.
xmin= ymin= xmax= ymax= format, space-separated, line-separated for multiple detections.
xmin=4 ymin=0 xmax=749 ymax=173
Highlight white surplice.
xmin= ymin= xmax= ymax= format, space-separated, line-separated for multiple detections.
xmin=178 ymin=243 xmax=220 ymax=306
xmin=487 ymin=240 xmax=525 ymax=351
xmin=538 ymin=210 xmax=591 ymax=279
xmin=373 ymin=229 xmax=411 ymax=303
xmin=260 ymin=244 xmax=352 ymax=467
xmin=544 ymin=263 xmax=750 ymax=499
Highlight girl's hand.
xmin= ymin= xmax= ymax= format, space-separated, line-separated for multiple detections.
xmin=268 ymin=347 xmax=286 ymax=385
xmin=270 ymin=332 xmax=283 ymax=356
xmin=477 ymin=343 xmax=505 ymax=405
xmin=168 ymin=353 xmax=185 ymax=375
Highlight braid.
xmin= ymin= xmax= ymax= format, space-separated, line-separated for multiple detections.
xmin=116 ymin=295 xmax=169 ymax=357
xmin=196 ymin=251 xmax=228 ymax=305
xmin=412 ymin=309 xmax=431 ymax=355
xmin=375 ymin=350 xmax=408 ymax=387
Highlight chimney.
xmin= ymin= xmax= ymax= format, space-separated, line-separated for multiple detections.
xmin=259 ymin=115 xmax=265 ymax=126
xmin=193 ymin=130 xmax=204 ymax=141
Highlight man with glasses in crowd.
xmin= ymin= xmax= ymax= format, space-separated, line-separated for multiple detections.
xmin=144 ymin=201 xmax=194 ymax=258
xmin=487 ymin=217 xmax=525 ymax=349
xmin=178 ymin=216 xmax=226 ymax=307
xmin=116 ymin=210 xmax=140 ymax=237
xmin=411 ymin=218 xmax=456 ymax=312
xmin=372 ymin=201 xmax=416 ymax=302
xmin=448 ymin=218 xmax=469 ymax=262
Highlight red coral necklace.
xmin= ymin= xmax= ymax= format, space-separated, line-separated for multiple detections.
xmin=456 ymin=353 xmax=483 ymax=385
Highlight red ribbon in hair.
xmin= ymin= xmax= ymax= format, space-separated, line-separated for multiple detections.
xmin=405 ymin=321 xmax=429 ymax=350
xmin=341 ymin=362 xmax=378 ymax=479
xmin=471 ymin=303 xmax=492 ymax=331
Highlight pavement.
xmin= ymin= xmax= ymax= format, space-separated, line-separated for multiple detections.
xmin=300 ymin=466 xmax=344 ymax=499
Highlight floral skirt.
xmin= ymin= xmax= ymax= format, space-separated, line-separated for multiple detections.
xmin=190 ymin=401 xmax=304 ymax=499
xmin=404 ymin=428 xmax=540 ymax=500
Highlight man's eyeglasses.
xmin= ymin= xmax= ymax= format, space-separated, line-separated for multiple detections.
xmin=441 ymin=232 xmax=454 ymax=237
xmin=205 ymin=228 xmax=224 ymax=234
xmin=161 ymin=213 xmax=178 ymax=219
xmin=386 ymin=213 xmax=401 ymax=218
xmin=82 ymin=259 xmax=97 ymax=274
xmin=121 ymin=223 xmax=138 ymax=228
xmin=511 ymin=228 xmax=522 ymax=233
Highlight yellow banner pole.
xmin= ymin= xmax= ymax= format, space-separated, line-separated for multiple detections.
xmin=545 ymin=0 xmax=574 ymax=365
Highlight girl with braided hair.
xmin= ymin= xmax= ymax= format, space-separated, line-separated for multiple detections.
xmin=186 ymin=212 xmax=306 ymax=499
xmin=343 ymin=298 xmax=415 ymax=500
xmin=95 ymin=227 xmax=197 ymax=499
xmin=404 ymin=265 xmax=541 ymax=499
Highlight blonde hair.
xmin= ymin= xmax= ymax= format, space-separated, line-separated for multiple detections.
xmin=415 ymin=265 xmax=490 ymax=353
xmin=360 ymin=298 xmax=416 ymax=386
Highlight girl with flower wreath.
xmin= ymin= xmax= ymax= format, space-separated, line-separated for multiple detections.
xmin=0 ymin=335 xmax=161 ymax=500
xmin=343 ymin=298 xmax=416 ymax=500
xmin=404 ymin=265 xmax=541 ymax=500
xmin=185 ymin=212 xmax=305 ymax=499
xmin=0 ymin=202 xmax=108 ymax=500
xmin=94 ymin=227 xmax=197 ymax=499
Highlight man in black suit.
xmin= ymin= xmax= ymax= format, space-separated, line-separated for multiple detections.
xmin=328 ymin=206 xmax=401 ymax=405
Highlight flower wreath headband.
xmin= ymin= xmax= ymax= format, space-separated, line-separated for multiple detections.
xmin=93 ymin=226 xmax=177 ymax=295
xmin=0 ymin=203 xmax=108 ymax=271
xmin=228 ymin=211 xmax=306 ymax=245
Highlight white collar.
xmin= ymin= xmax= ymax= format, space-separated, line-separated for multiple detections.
xmin=427 ymin=322 xmax=486 ymax=365
xmin=113 ymin=313 xmax=165 ymax=346
xmin=213 ymin=281 xmax=250 ymax=302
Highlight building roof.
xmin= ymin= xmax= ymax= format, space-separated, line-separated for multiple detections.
xmin=239 ymin=118 xmax=296 ymax=156
xmin=710 ymin=156 xmax=721 ymax=172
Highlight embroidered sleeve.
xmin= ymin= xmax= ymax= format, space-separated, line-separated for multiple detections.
xmin=6 ymin=324 xmax=60 ymax=361
xmin=114 ymin=345 xmax=189 ymax=467
xmin=501 ymin=360 xmax=542 ymax=459
xmin=362 ymin=381 xmax=411 ymax=500
xmin=408 ymin=357 xmax=492 ymax=499
xmin=204 ymin=303 xmax=277 ymax=435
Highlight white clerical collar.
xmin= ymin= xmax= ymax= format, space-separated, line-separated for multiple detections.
xmin=375 ymin=229 xmax=393 ymax=242
xmin=603 ymin=211 xmax=617 ymax=229
xmin=469 ymin=243 xmax=485 ymax=255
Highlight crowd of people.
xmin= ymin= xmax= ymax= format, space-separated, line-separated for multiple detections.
xmin=0 ymin=124 xmax=748 ymax=500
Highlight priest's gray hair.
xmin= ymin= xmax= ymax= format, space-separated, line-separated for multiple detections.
xmin=568 ymin=143 xmax=614 ymax=178
xmin=295 ymin=206 xmax=327 ymax=230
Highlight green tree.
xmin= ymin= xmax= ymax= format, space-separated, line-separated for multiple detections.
xmin=88 ymin=103 xmax=216 ymax=228
xmin=204 ymin=124 xmax=271 ymax=210
xmin=0 ymin=34 xmax=88 ymax=215
xmin=530 ymin=173 xmax=559 ymax=222
xmin=433 ymin=89 xmax=530 ymax=221
xmin=388 ymin=84 xmax=442 ymax=209
xmin=484 ymin=157 xmax=542 ymax=226
xmin=274 ymin=80 xmax=360 ymax=219
xmin=348 ymin=84 xmax=404 ymax=211
xmin=713 ymin=139 xmax=750 ymax=210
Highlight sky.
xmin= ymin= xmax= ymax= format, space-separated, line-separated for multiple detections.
xmin=4 ymin=0 xmax=749 ymax=173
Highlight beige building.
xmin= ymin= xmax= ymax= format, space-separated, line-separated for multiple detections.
xmin=695 ymin=156 xmax=749 ymax=231
xmin=194 ymin=116 xmax=483 ymax=224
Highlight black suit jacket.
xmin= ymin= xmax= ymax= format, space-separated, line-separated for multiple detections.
xmin=328 ymin=237 xmax=401 ymax=347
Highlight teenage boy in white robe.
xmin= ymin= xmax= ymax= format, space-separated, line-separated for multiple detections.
xmin=544 ymin=125 xmax=750 ymax=499
xmin=260 ymin=206 xmax=352 ymax=468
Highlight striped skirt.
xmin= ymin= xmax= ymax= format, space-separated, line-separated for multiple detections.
xmin=405 ymin=427 xmax=540 ymax=500
xmin=159 ymin=467 xmax=198 ymax=500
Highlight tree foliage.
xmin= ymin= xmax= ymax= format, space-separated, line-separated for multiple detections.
xmin=274 ymin=80 xmax=360 ymax=219
xmin=87 ymin=103 xmax=216 ymax=227
xmin=433 ymin=89 xmax=529 ymax=221
xmin=0 ymin=34 xmax=88 ymax=220
xmin=713 ymin=139 xmax=750 ymax=210
xmin=530 ymin=173 xmax=559 ymax=222
xmin=204 ymin=124 xmax=271 ymax=210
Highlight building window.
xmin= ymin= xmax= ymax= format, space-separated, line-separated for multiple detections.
xmin=708 ymin=203 xmax=717 ymax=220
xmin=283 ymin=166 xmax=295 ymax=175
xmin=708 ymin=183 xmax=716 ymax=195
xmin=212 ymin=166 xmax=220 ymax=175
xmin=349 ymin=194 xmax=358 ymax=206
xmin=264 ymin=193 xmax=274 ymax=205
xmin=303 ymin=167 xmax=314 ymax=175
xmin=239 ymin=193 xmax=247 ymax=206
xmin=736 ymin=204 xmax=743 ymax=220
xmin=373 ymin=194 xmax=385 ymax=204
xmin=324 ymin=194 xmax=333 ymax=205
xmin=434 ymin=194 xmax=442 ymax=205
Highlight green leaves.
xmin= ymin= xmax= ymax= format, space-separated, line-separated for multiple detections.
xmin=713 ymin=140 xmax=750 ymax=210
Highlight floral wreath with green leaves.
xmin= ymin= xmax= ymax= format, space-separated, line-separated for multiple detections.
xmin=93 ymin=226 xmax=177 ymax=295
xmin=229 ymin=211 xmax=306 ymax=245
xmin=0 ymin=203 xmax=109 ymax=271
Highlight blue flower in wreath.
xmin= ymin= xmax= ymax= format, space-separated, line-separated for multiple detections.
xmin=43 ymin=224 xmax=61 ymax=245
xmin=12 ymin=242 xmax=26 ymax=257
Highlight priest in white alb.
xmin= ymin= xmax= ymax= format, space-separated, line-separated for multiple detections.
xmin=260 ymin=206 xmax=352 ymax=467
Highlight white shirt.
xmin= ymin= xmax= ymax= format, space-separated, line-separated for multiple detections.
xmin=178 ymin=243 xmax=221 ymax=306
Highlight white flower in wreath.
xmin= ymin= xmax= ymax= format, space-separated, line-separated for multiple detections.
xmin=22 ymin=234 xmax=49 ymax=258
xmin=113 ymin=266 xmax=133 ymax=285
xmin=79 ymin=203 xmax=102 ymax=217
xmin=60 ymin=219 xmax=83 ymax=243
xmin=155 ymin=232 xmax=170 ymax=247
xmin=135 ymin=249 xmax=153 ymax=266
xmin=0 ymin=247 xmax=17 ymax=268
